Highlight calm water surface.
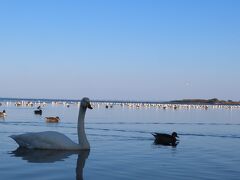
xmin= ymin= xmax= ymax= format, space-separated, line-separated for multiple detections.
xmin=0 ymin=103 xmax=240 ymax=179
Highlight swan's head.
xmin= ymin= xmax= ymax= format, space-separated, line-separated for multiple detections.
xmin=81 ymin=97 xmax=93 ymax=109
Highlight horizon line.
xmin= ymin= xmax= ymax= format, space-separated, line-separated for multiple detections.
xmin=0 ymin=96 xmax=239 ymax=104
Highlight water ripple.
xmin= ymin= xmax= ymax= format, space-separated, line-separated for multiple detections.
xmin=2 ymin=121 xmax=240 ymax=126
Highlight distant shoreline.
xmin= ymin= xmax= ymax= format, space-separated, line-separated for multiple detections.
xmin=170 ymin=98 xmax=240 ymax=105
xmin=0 ymin=97 xmax=239 ymax=105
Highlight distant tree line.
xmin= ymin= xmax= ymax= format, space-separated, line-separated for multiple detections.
xmin=170 ymin=98 xmax=240 ymax=105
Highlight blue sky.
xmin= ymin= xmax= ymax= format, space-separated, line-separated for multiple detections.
xmin=0 ymin=0 xmax=239 ymax=101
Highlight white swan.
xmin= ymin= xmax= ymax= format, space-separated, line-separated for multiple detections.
xmin=10 ymin=97 xmax=92 ymax=150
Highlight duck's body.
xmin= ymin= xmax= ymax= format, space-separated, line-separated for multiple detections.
xmin=0 ymin=110 xmax=6 ymax=117
xmin=10 ymin=97 xmax=92 ymax=150
xmin=34 ymin=109 xmax=42 ymax=115
xmin=45 ymin=116 xmax=60 ymax=123
xmin=152 ymin=132 xmax=179 ymax=146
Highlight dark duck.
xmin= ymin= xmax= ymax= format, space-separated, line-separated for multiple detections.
xmin=152 ymin=132 xmax=179 ymax=146
xmin=34 ymin=106 xmax=42 ymax=115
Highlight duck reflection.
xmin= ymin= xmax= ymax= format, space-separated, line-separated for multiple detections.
xmin=10 ymin=147 xmax=89 ymax=180
xmin=154 ymin=140 xmax=179 ymax=147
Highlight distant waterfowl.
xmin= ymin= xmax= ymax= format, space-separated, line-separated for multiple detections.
xmin=0 ymin=110 xmax=6 ymax=117
xmin=34 ymin=106 xmax=42 ymax=115
xmin=10 ymin=97 xmax=92 ymax=150
xmin=15 ymin=102 xmax=20 ymax=106
xmin=45 ymin=116 xmax=60 ymax=123
xmin=152 ymin=132 xmax=179 ymax=146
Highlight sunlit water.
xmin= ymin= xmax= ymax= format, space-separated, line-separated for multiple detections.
xmin=0 ymin=103 xmax=240 ymax=180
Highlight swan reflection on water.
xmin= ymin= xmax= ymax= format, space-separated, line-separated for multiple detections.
xmin=10 ymin=147 xmax=90 ymax=180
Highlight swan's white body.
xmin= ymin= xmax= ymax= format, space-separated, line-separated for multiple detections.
xmin=10 ymin=97 xmax=92 ymax=150
xmin=10 ymin=131 xmax=82 ymax=150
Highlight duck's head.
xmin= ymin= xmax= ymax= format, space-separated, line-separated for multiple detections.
xmin=81 ymin=97 xmax=93 ymax=109
xmin=172 ymin=132 xmax=179 ymax=138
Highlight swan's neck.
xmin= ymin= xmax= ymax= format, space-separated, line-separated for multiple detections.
xmin=77 ymin=105 xmax=90 ymax=149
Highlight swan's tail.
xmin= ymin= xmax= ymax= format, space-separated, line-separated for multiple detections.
xmin=9 ymin=135 xmax=17 ymax=140
xmin=9 ymin=135 xmax=28 ymax=148
xmin=9 ymin=135 xmax=19 ymax=144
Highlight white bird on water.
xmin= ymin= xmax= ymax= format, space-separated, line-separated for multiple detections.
xmin=10 ymin=97 xmax=92 ymax=150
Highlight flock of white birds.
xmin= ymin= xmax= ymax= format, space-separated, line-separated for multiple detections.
xmin=0 ymin=100 xmax=240 ymax=111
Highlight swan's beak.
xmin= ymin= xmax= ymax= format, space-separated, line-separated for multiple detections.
xmin=88 ymin=104 xmax=93 ymax=109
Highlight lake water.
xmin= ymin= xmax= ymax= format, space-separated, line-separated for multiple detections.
xmin=0 ymin=102 xmax=240 ymax=180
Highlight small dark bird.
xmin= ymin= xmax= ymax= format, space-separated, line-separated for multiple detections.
xmin=152 ymin=132 xmax=179 ymax=146
xmin=34 ymin=106 xmax=42 ymax=115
